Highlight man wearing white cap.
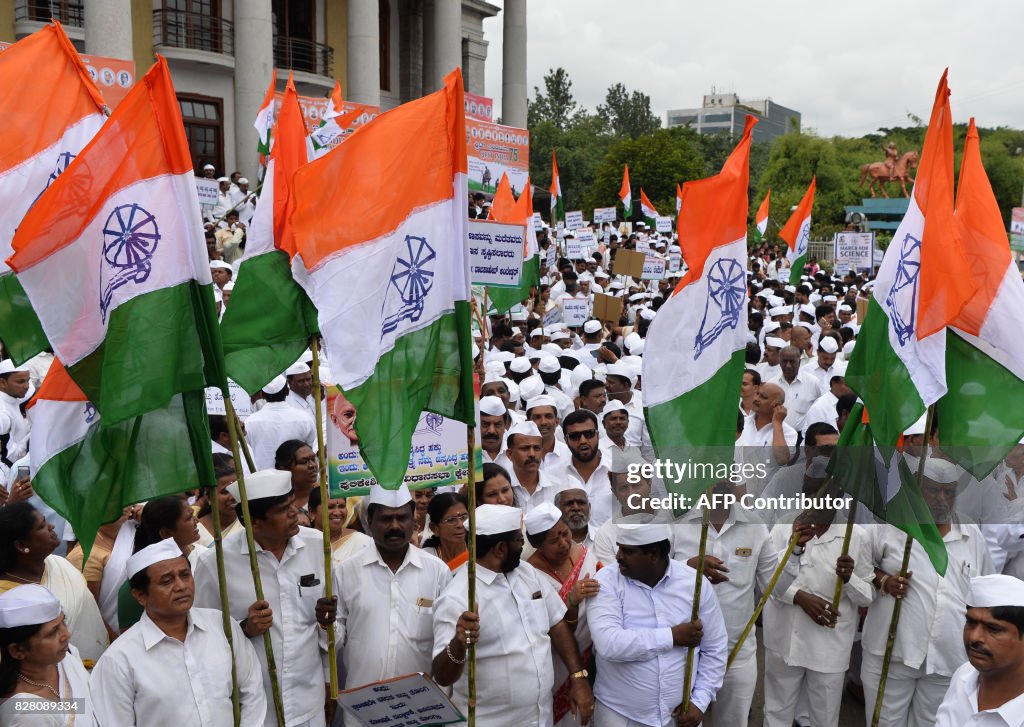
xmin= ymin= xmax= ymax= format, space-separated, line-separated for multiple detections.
xmin=504 ymin=420 xmax=567 ymax=517
xmin=862 ymin=458 xmax=995 ymax=727
xmin=598 ymin=400 xmax=631 ymax=458
xmin=285 ymin=361 xmax=316 ymax=417
xmin=579 ymin=320 xmax=604 ymax=364
xmin=0 ymin=584 xmax=94 ymax=724
xmin=479 ymin=395 xmax=511 ymax=464
xmin=604 ymin=363 xmax=651 ymax=454
xmin=245 ymin=375 xmax=317 ymax=471
xmin=91 ymin=538 xmax=267 ymax=726
xmin=768 ymin=346 xmax=825 ymax=431
xmin=208 ymin=176 xmax=233 ymax=222
xmin=756 ymin=337 xmax=785 ymax=381
xmin=802 ymin=335 xmax=847 ymax=391
xmin=934 ymin=574 xmax=1024 ymax=726
xmin=589 ymin=523 xmax=728 ymax=727
xmin=432 ymin=504 xmax=595 ymax=725
xmin=0 ymin=359 xmax=31 ymax=481
xmin=525 ymin=395 xmax=573 ymax=473
xmin=336 ymin=485 xmax=449 ymax=724
xmin=193 ymin=470 xmax=340 ymax=727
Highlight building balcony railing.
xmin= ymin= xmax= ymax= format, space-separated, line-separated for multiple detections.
xmin=274 ymin=36 xmax=333 ymax=77
xmin=15 ymin=0 xmax=83 ymax=27
xmin=153 ymin=8 xmax=234 ymax=57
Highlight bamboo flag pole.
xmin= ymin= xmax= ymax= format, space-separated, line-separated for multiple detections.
xmin=830 ymin=500 xmax=859 ymax=611
xmin=871 ymin=405 xmax=934 ymax=727
xmin=465 ymin=424 xmax=479 ymax=727
xmin=310 ymin=335 xmax=339 ymax=700
xmin=728 ymin=531 xmax=800 ymax=668
xmin=680 ymin=502 xmax=711 ymax=714
xmin=225 ymin=398 xmax=285 ymax=727
xmin=208 ymin=461 xmax=241 ymax=727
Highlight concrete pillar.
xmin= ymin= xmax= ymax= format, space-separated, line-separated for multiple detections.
xmin=347 ymin=0 xmax=380 ymax=106
xmin=501 ymin=0 xmax=527 ymax=128
xmin=234 ymin=0 xmax=274 ymax=182
xmin=421 ymin=0 xmax=435 ymax=95
xmin=85 ymin=0 xmax=133 ymax=60
xmin=463 ymin=36 xmax=487 ymax=95
xmin=430 ymin=0 xmax=461 ymax=91
xmin=398 ymin=0 xmax=423 ymax=103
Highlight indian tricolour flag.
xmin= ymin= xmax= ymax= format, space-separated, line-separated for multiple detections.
xmin=550 ymin=150 xmax=564 ymax=225
xmin=307 ymin=80 xmax=364 ymax=160
xmin=779 ymin=178 xmax=814 ymax=285
xmin=675 ymin=183 xmax=683 ymax=215
xmin=28 ymin=359 xmax=216 ymax=556
xmin=937 ymin=118 xmax=1024 ymax=478
xmin=489 ymin=176 xmax=540 ymax=314
xmin=639 ymin=189 xmax=658 ymax=226
xmin=754 ymin=189 xmax=770 ymax=242
xmin=6 ymin=56 xmax=227 ymax=427
xmin=254 ymin=70 xmax=277 ymax=161
xmin=222 ymin=75 xmax=318 ymax=394
xmin=643 ymin=116 xmax=756 ymax=500
xmin=619 ymin=165 xmax=632 ymax=219
xmin=290 ymin=69 xmax=475 ymax=488
xmin=0 ymin=23 xmax=108 ymax=365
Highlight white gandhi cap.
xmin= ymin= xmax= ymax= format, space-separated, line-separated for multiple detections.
xmin=969 ymin=574 xmax=1024 ymax=608
xmin=126 ymin=538 xmax=186 ymax=579
xmin=475 ymin=504 xmax=523 ymax=535
xmin=367 ymin=482 xmax=413 ymax=508
xmin=615 ymin=523 xmax=671 ymax=546
xmin=226 ymin=469 xmax=292 ymax=503
xmin=0 ymin=584 xmax=61 ymax=628
xmin=525 ymin=502 xmax=563 ymax=536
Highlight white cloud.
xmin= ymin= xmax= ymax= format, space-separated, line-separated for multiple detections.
xmin=483 ymin=0 xmax=1024 ymax=136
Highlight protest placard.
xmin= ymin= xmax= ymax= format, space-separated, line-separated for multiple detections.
xmin=668 ymin=251 xmax=681 ymax=273
xmin=593 ymin=207 xmax=617 ymax=224
xmin=641 ymin=256 xmax=666 ymax=280
xmin=575 ymin=228 xmax=597 ymax=249
xmin=612 ymin=249 xmax=646 ymax=278
xmin=655 ymin=216 xmax=673 ymax=233
xmin=561 ymin=296 xmax=590 ymax=327
xmin=196 ymin=178 xmax=219 ymax=214
xmin=467 ymin=219 xmax=525 ymax=288
xmin=204 ymin=380 xmax=253 ymax=420
xmin=593 ymin=293 xmax=623 ymax=323
xmin=338 ymin=673 xmax=463 ymax=727
xmin=565 ymin=210 xmax=585 ymax=230
xmin=833 ymin=231 xmax=875 ymax=275
xmin=565 ymin=238 xmax=585 ymax=259
xmin=532 ymin=212 xmax=544 ymax=231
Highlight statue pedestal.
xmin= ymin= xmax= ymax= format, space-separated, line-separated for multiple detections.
xmin=845 ymin=198 xmax=909 ymax=232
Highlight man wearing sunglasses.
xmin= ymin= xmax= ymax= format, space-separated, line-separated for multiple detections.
xmin=561 ymin=410 xmax=614 ymax=529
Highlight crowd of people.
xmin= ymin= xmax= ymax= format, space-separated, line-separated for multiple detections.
xmin=1 ymin=198 xmax=1023 ymax=727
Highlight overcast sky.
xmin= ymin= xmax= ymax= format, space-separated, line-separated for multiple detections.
xmin=482 ymin=0 xmax=1024 ymax=137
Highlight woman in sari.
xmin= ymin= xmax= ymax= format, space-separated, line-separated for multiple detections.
xmin=476 ymin=463 xmax=518 ymax=507
xmin=0 ymin=503 xmax=108 ymax=664
xmin=195 ymin=453 xmax=244 ymax=547
xmin=308 ymin=487 xmax=371 ymax=564
xmin=275 ymin=439 xmax=318 ymax=528
xmin=419 ymin=492 xmax=469 ymax=570
xmin=0 ymin=585 xmax=94 ymax=726
xmin=525 ymin=502 xmax=600 ymax=727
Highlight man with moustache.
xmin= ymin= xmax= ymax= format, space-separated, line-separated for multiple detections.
xmin=599 ymin=401 xmax=631 ymax=456
xmin=556 ymin=488 xmax=597 ymax=550
xmin=561 ymin=410 xmax=613 ymax=528
xmin=503 ymin=420 xmax=566 ymax=517
xmin=934 ymin=574 xmax=1024 ymax=726
xmin=526 ymin=395 xmax=572 ymax=472
xmin=335 ymin=485 xmax=449 ymax=724
xmin=432 ymin=504 xmax=595 ymax=726
xmin=768 ymin=346 xmax=825 ymax=431
xmin=578 ymin=380 xmax=607 ymax=415
xmin=479 ymin=395 xmax=511 ymax=464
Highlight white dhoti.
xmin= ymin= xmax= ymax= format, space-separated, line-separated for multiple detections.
xmin=594 ymin=700 xmax=672 ymax=727
xmin=860 ymin=650 xmax=951 ymax=727
xmin=762 ymin=649 xmax=845 ymax=727
xmin=707 ymin=646 xmax=756 ymax=726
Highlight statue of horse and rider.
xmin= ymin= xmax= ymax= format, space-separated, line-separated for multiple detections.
xmin=859 ymin=142 xmax=919 ymax=198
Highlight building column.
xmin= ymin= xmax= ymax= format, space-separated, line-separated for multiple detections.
xmin=347 ymin=0 xmax=380 ymax=106
xmin=234 ymin=0 xmax=274 ymax=182
xmin=84 ymin=0 xmax=133 ymax=60
xmin=430 ymin=0 xmax=461 ymax=91
xmin=398 ymin=0 xmax=423 ymax=104
xmin=501 ymin=0 xmax=527 ymax=128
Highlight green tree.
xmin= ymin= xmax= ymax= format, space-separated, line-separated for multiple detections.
xmin=596 ymin=83 xmax=661 ymax=139
xmin=527 ymin=68 xmax=582 ymax=131
xmin=529 ymin=115 xmax=614 ymax=215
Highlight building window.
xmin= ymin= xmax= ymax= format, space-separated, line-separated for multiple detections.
xmin=16 ymin=1 xmax=84 ymax=27
xmin=155 ymin=0 xmax=232 ymax=55
xmin=179 ymin=94 xmax=224 ymax=175
xmin=379 ymin=0 xmax=391 ymax=91
xmin=272 ymin=0 xmax=333 ymax=76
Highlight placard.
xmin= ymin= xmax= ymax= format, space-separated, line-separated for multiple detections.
xmin=565 ymin=210 xmax=585 ymax=230
xmin=532 ymin=212 xmax=544 ymax=232
xmin=593 ymin=292 xmax=624 ymax=323
xmin=196 ymin=178 xmax=220 ymax=213
xmin=561 ymin=296 xmax=591 ymax=327
xmin=612 ymin=249 xmax=647 ymax=278
xmin=565 ymin=238 xmax=585 ymax=260
xmin=339 ymin=672 xmax=463 ymax=727
xmin=328 ymin=397 xmax=479 ymax=496
xmin=856 ymin=297 xmax=869 ymax=325
xmin=668 ymin=251 xmax=681 ymax=273
xmin=641 ymin=256 xmax=666 ymax=280
xmin=575 ymin=228 xmax=597 ymax=249
xmin=204 ymin=380 xmax=253 ymax=419
xmin=467 ymin=219 xmax=525 ymax=288
xmin=1011 ymin=208 xmax=1024 ymax=252
xmin=466 ymin=118 xmax=530 ymax=194
xmin=593 ymin=207 xmax=617 ymax=224
xmin=655 ymin=216 xmax=673 ymax=233
xmin=833 ymin=231 xmax=875 ymax=274
xmin=545 ymin=245 xmax=557 ymax=271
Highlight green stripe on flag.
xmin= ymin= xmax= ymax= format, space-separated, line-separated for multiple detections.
xmin=346 ymin=302 xmax=475 ymax=488
xmin=552 ymin=197 xmax=565 ymax=224
xmin=788 ymin=254 xmax=806 ymax=285
xmin=844 ymin=297 xmax=925 ymax=447
xmin=488 ymin=255 xmax=540 ymax=314
xmin=0 ymin=271 xmax=49 ymax=365
xmin=937 ymin=330 xmax=1024 ymax=480
xmin=221 ymin=250 xmax=319 ymax=394
xmin=645 ymin=348 xmax=746 ymax=502
xmin=33 ymin=390 xmax=214 ymax=558
xmin=67 ymin=281 xmax=226 ymax=426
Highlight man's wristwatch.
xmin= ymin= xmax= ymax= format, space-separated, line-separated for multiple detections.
xmin=570 ymin=669 xmax=589 ymax=680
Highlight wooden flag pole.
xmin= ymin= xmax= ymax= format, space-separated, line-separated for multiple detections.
xmin=680 ymin=501 xmax=711 ymax=713
xmin=871 ymin=406 xmax=934 ymax=727
xmin=310 ymin=336 xmax=339 ymax=700
xmin=465 ymin=424 xmax=478 ymax=727
xmin=208 ymin=459 xmax=241 ymax=727
xmin=225 ymin=398 xmax=286 ymax=727
xmin=830 ymin=500 xmax=859 ymax=611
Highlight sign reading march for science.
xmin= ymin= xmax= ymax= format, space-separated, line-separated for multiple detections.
xmin=833 ymin=231 xmax=875 ymax=274
xmin=467 ymin=219 xmax=525 ymax=289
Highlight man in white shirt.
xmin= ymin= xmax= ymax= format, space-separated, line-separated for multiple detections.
xmin=244 ymin=375 xmax=317 ymax=470
xmin=525 ymin=395 xmax=572 ymax=472
xmin=432 ymin=504 xmax=595 ymax=726
xmin=479 ymin=395 xmax=510 ymax=463
xmin=561 ymin=409 xmax=613 ymax=528
xmin=285 ymin=361 xmax=316 ymax=416
xmin=556 ymin=488 xmax=599 ymax=551
xmin=590 ymin=523 xmax=728 ymax=727
xmin=934 ymin=574 xmax=1024 ymax=727
xmin=503 ymin=420 xmax=566 ymax=516
xmin=802 ymin=336 xmax=847 ymax=391
xmin=604 ymin=363 xmax=650 ymax=450
xmin=0 ymin=359 xmax=31 ymax=480
xmin=756 ymin=336 xmax=785 ymax=382
xmin=862 ymin=458 xmax=996 ymax=727
xmin=769 ymin=346 xmax=825 ymax=431
xmin=800 ymin=376 xmax=850 ymax=437
xmin=193 ymin=470 xmax=340 ymax=727
xmin=735 ymin=382 xmax=798 ymax=497
xmin=336 ymin=485 xmax=449 ymax=724
xmin=92 ymin=538 xmax=266 ymax=726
